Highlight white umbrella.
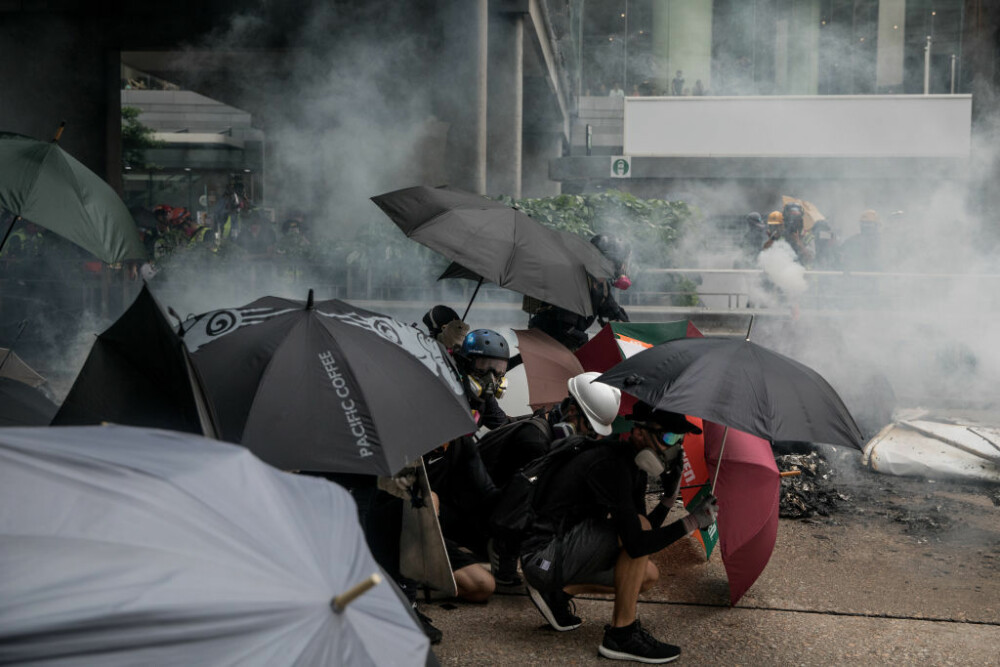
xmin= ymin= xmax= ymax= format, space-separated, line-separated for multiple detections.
xmin=0 ymin=425 xmax=430 ymax=666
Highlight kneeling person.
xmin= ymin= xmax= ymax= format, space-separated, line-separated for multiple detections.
xmin=520 ymin=402 xmax=718 ymax=663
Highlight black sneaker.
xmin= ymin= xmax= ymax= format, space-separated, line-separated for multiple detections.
xmin=526 ymin=583 xmax=582 ymax=631
xmin=413 ymin=606 xmax=443 ymax=645
xmin=487 ymin=538 xmax=523 ymax=587
xmin=599 ymin=620 xmax=680 ymax=663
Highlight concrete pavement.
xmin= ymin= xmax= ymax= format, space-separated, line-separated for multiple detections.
xmin=423 ymin=475 xmax=999 ymax=665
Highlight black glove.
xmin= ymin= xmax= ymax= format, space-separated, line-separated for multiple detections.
xmin=659 ymin=456 xmax=684 ymax=506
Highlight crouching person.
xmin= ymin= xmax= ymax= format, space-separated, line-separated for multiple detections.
xmin=520 ymin=402 xmax=718 ymax=663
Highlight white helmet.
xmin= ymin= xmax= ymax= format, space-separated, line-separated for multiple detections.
xmin=567 ymin=372 xmax=621 ymax=437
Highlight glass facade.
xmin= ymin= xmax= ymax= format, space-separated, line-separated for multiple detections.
xmin=569 ymin=0 xmax=969 ymax=98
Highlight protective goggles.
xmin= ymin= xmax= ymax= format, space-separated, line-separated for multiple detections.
xmin=633 ymin=421 xmax=685 ymax=446
xmin=472 ymin=357 xmax=508 ymax=376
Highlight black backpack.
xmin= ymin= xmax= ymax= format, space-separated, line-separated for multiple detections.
xmin=489 ymin=434 xmax=597 ymax=540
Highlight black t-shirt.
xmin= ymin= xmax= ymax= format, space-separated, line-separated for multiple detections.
xmin=530 ymin=440 xmax=686 ymax=558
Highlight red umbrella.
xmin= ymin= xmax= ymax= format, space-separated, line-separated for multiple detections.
xmin=702 ymin=420 xmax=780 ymax=605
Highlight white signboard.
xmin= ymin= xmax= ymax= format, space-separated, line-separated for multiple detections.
xmin=623 ymin=95 xmax=972 ymax=158
xmin=610 ymin=156 xmax=632 ymax=178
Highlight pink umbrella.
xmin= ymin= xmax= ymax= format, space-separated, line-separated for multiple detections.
xmin=702 ymin=420 xmax=780 ymax=605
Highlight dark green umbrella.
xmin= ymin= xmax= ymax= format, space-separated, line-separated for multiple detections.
xmin=0 ymin=131 xmax=145 ymax=263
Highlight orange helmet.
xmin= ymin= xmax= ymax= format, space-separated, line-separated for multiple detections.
xmin=766 ymin=211 xmax=784 ymax=226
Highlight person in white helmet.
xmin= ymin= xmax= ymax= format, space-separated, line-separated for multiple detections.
xmin=478 ymin=371 xmax=626 ymax=587
xmin=520 ymin=400 xmax=718 ymax=664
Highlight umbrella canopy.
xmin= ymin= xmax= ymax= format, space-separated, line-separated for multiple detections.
xmin=513 ymin=328 xmax=584 ymax=411
xmin=781 ymin=195 xmax=825 ymax=232
xmin=0 ymin=377 xmax=58 ymax=426
xmin=575 ymin=320 xmax=699 ymax=419
xmin=598 ymin=337 xmax=864 ymax=449
xmin=51 ymin=284 xmax=217 ymax=437
xmin=0 ymin=346 xmax=47 ymax=388
xmin=702 ymin=421 xmax=780 ymax=605
xmin=371 ymin=185 xmax=615 ymax=317
xmin=0 ymin=425 xmax=430 ymax=665
xmin=181 ymin=291 xmax=476 ymax=476
xmin=0 ymin=132 xmax=145 ymax=263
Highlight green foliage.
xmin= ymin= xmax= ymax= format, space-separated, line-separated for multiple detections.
xmin=499 ymin=190 xmax=702 ymax=306
xmin=121 ymin=106 xmax=164 ymax=169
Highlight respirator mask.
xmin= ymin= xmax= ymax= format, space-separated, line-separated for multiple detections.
xmin=466 ymin=357 xmax=508 ymax=399
xmin=633 ymin=430 xmax=685 ymax=477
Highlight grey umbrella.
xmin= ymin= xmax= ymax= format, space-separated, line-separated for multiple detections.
xmin=0 ymin=425 xmax=431 ymax=666
xmin=371 ymin=185 xmax=615 ymax=317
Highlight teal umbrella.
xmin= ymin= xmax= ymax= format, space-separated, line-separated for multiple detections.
xmin=0 ymin=131 xmax=145 ymax=263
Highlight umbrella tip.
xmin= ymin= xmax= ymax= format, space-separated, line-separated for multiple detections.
xmin=306 ymin=289 xmax=314 ymax=310
xmin=52 ymin=121 xmax=66 ymax=143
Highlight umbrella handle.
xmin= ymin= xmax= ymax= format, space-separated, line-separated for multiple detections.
xmin=331 ymin=573 xmax=382 ymax=612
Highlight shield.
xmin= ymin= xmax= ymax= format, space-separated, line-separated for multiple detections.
xmin=371 ymin=185 xmax=614 ymax=317
xmin=597 ymin=337 xmax=864 ymax=449
xmin=180 ymin=290 xmax=476 ymax=476
xmin=702 ymin=421 xmax=780 ymax=605
xmin=0 ymin=347 xmax=47 ymax=388
xmin=51 ymin=284 xmax=217 ymax=437
xmin=0 ymin=425 xmax=430 ymax=665
xmin=0 ymin=132 xmax=146 ymax=263
xmin=0 ymin=377 xmax=57 ymax=426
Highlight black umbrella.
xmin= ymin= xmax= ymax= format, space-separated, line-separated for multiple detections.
xmin=598 ymin=336 xmax=864 ymax=450
xmin=371 ymin=185 xmax=615 ymax=318
xmin=180 ymin=290 xmax=476 ymax=476
xmin=52 ymin=284 xmax=217 ymax=437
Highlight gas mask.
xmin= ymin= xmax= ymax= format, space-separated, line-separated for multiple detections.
xmin=613 ymin=275 xmax=632 ymax=290
xmin=466 ymin=370 xmax=507 ymax=399
xmin=465 ymin=356 xmax=509 ymax=399
xmin=634 ymin=431 xmax=685 ymax=476
xmin=634 ymin=448 xmax=665 ymax=477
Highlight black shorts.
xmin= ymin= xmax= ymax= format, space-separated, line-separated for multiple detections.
xmin=520 ymin=518 xmax=620 ymax=592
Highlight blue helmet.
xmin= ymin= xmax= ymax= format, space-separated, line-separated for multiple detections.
xmin=460 ymin=329 xmax=510 ymax=361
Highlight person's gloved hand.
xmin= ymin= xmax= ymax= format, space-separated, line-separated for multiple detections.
xmin=682 ymin=494 xmax=719 ymax=533
xmin=659 ymin=456 xmax=684 ymax=506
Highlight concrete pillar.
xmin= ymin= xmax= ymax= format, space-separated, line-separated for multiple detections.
xmin=785 ymin=0 xmax=820 ymax=94
xmin=876 ymin=0 xmax=906 ymax=91
xmin=475 ymin=0 xmax=489 ymax=194
xmin=0 ymin=14 xmax=117 ymax=188
xmin=487 ymin=10 xmax=524 ymax=198
xmin=651 ymin=0 xmax=713 ymax=95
